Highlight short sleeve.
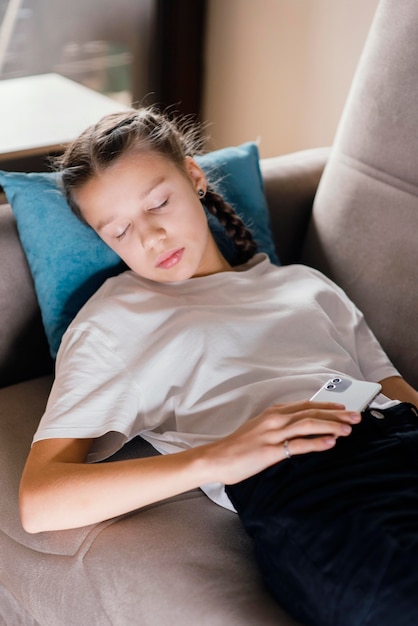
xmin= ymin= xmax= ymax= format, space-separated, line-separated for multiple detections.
xmin=310 ymin=268 xmax=400 ymax=383
xmin=33 ymin=325 xmax=143 ymax=461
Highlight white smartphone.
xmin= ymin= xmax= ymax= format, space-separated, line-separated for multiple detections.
xmin=310 ymin=377 xmax=382 ymax=412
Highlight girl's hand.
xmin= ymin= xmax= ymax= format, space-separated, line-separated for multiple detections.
xmin=20 ymin=401 xmax=361 ymax=532
xmin=204 ymin=401 xmax=361 ymax=485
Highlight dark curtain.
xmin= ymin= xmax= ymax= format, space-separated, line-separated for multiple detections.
xmin=147 ymin=0 xmax=207 ymax=120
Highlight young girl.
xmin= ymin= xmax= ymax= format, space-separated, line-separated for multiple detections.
xmin=19 ymin=107 xmax=418 ymax=626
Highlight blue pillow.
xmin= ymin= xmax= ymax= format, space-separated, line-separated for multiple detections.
xmin=196 ymin=143 xmax=279 ymax=266
xmin=0 ymin=142 xmax=278 ymax=358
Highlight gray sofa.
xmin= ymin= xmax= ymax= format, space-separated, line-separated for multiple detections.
xmin=1 ymin=0 xmax=418 ymax=623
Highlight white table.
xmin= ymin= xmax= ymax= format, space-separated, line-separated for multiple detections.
xmin=0 ymin=73 xmax=127 ymax=161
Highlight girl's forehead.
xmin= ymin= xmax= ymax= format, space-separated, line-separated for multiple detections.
xmin=97 ymin=151 xmax=193 ymax=190
xmin=107 ymin=149 xmax=179 ymax=171
xmin=76 ymin=151 xmax=193 ymax=216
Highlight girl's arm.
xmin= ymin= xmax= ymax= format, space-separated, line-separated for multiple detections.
xmin=19 ymin=401 xmax=360 ymax=533
xmin=379 ymin=375 xmax=418 ymax=406
xmin=20 ymin=436 xmax=212 ymax=533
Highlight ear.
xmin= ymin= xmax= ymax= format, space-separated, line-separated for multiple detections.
xmin=184 ymin=156 xmax=207 ymax=194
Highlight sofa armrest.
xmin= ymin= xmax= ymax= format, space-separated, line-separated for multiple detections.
xmin=0 ymin=204 xmax=52 ymax=388
xmin=260 ymin=147 xmax=330 ymax=265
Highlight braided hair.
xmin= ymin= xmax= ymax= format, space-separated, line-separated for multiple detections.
xmin=55 ymin=107 xmax=257 ymax=265
xmin=203 ymin=188 xmax=257 ymax=264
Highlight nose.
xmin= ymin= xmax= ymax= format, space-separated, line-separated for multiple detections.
xmin=140 ymin=225 xmax=166 ymax=250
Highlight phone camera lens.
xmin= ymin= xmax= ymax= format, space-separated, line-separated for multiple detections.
xmin=326 ymin=383 xmax=336 ymax=390
xmin=331 ymin=377 xmax=342 ymax=384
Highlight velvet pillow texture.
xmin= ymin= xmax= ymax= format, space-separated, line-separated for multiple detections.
xmin=0 ymin=141 xmax=279 ymax=358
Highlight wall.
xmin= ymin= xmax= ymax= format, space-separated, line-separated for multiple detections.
xmin=203 ymin=0 xmax=379 ymax=157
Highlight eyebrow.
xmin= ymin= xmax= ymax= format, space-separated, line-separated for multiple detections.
xmin=96 ymin=175 xmax=166 ymax=232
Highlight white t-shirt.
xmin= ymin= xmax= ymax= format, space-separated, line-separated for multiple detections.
xmin=34 ymin=254 xmax=399 ymax=509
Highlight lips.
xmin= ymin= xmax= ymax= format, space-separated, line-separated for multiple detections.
xmin=156 ymin=248 xmax=185 ymax=270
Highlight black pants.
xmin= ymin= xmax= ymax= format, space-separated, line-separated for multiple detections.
xmin=226 ymin=403 xmax=418 ymax=626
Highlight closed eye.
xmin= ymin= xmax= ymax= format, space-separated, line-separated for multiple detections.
xmin=149 ymin=198 xmax=168 ymax=212
xmin=116 ymin=224 xmax=130 ymax=241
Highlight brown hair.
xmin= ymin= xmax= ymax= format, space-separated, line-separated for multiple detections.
xmin=55 ymin=107 xmax=257 ymax=265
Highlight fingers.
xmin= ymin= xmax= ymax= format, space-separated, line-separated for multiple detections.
xmin=272 ymin=401 xmax=361 ymax=462
xmin=266 ymin=401 xmax=360 ymax=434
xmin=274 ymin=400 xmax=361 ymax=425
xmin=280 ymin=434 xmax=337 ymax=462
xmin=253 ymin=402 xmax=361 ymax=460
xmin=284 ymin=411 xmax=359 ymax=439
xmin=271 ymin=399 xmax=350 ymax=414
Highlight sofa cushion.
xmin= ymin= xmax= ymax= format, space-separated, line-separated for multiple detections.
xmin=195 ymin=143 xmax=279 ymax=266
xmin=0 ymin=142 xmax=277 ymax=359
xmin=302 ymin=0 xmax=418 ymax=389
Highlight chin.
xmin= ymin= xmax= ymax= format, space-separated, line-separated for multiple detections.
xmin=135 ymin=267 xmax=194 ymax=284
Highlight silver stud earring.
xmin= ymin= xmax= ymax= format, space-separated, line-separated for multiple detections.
xmin=198 ymin=189 xmax=205 ymax=198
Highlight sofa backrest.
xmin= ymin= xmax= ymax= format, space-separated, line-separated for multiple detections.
xmin=260 ymin=148 xmax=329 ymax=266
xmin=302 ymin=0 xmax=418 ymax=389
xmin=0 ymin=204 xmax=52 ymax=388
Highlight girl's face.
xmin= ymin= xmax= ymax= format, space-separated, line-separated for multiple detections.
xmin=75 ymin=151 xmax=232 ymax=282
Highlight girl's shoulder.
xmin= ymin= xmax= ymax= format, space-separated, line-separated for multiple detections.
xmin=261 ymin=259 xmax=331 ymax=285
xmin=67 ymin=270 xmax=151 ymax=329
